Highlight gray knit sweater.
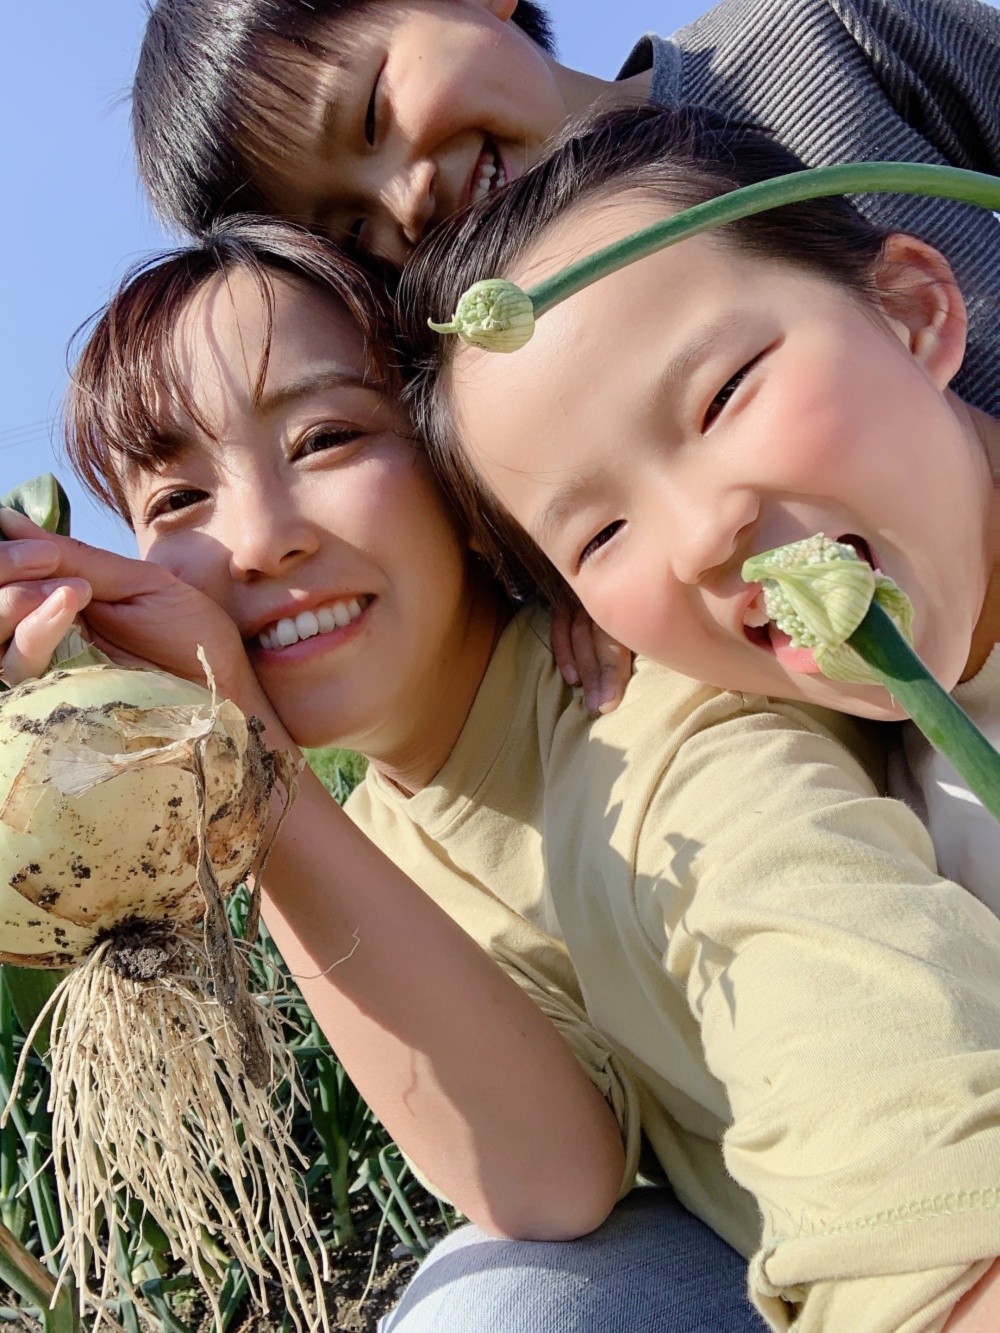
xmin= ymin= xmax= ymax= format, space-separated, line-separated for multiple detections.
xmin=618 ymin=0 xmax=1000 ymax=414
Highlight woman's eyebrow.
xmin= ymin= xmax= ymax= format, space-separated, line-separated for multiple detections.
xmin=257 ymin=368 xmax=373 ymax=414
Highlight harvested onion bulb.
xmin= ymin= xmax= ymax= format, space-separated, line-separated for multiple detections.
xmin=0 ymin=477 xmax=328 ymax=1330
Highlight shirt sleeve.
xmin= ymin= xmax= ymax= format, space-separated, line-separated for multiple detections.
xmin=634 ymin=702 xmax=1000 ymax=1331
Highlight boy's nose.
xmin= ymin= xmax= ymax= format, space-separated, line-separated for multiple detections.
xmin=385 ymin=159 xmax=438 ymax=250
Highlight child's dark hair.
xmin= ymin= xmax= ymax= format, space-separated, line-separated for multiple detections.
xmin=133 ymin=0 xmax=555 ymax=238
xmin=397 ymin=103 xmax=891 ymax=608
xmin=67 ymin=215 xmax=395 ymax=524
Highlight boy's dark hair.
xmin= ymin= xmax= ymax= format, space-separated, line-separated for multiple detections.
xmin=67 ymin=215 xmax=396 ymax=523
xmin=133 ymin=0 xmax=555 ymax=238
xmin=397 ymin=103 xmax=890 ymax=608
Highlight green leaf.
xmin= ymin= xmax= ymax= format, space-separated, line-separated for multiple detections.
xmin=0 ymin=474 xmax=71 ymax=537
xmin=0 ymin=966 xmax=62 ymax=1056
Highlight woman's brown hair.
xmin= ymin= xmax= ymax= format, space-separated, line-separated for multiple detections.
xmin=67 ymin=215 xmax=396 ymax=523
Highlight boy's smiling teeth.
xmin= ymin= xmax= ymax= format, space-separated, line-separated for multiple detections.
xmin=258 ymin=595 xmax=372 ymax=650
xmin=470 ymin=144 xmax=506 ymax=204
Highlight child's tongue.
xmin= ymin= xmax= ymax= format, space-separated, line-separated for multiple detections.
xmin=768 ymin=622 xmax=823 ymax=674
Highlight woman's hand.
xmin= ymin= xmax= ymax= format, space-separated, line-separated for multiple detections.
xmin=0 ymin=509 xmax=267 ymax=718
xmin=550 ymin=601 xmax=634 ymax=715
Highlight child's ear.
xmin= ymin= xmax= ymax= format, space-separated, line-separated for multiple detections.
xmin=874 ymin=233 xmax=967 ymax=389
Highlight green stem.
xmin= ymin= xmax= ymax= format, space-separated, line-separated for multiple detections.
xmin=849 ymin=601 xmax=1000 ymax=825
xmin=0 ymin=1221 xmax=78 ymax=1333
xmin=527 ymin=162 xmax=1000 ymax=316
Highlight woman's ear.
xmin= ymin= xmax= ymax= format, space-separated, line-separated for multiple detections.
xmin=874 ymin=234 xmax=968 ymax=389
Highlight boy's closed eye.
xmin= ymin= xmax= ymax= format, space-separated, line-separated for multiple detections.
xmin=364 ymin=61 xmax=384 ymax=147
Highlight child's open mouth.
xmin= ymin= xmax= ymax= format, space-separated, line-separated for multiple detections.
xmin=469 ymin=142 xmax=507 ymax=205
xmin=742 ymin=533 xmax=876 ymax=673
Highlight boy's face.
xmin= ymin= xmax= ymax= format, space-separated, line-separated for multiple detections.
xmin=255 ymin=0 xmax=573 ymax=262
xmin=123 ymin=269 xmax=482 ymax=756
xmin=447 ymin=198 xmax=988 ymax=721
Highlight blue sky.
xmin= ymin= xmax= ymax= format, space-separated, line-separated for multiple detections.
xmin=1 ymin=1 xmax=707 ymax=555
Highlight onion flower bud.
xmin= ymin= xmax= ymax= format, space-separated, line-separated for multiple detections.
xmin=742 ymin=533 xmax=913 ymax=685
xmin=742 ymin=532 xmax=1000 ymax=827
xmin=428 ymin=278 xmax=535 ymax=351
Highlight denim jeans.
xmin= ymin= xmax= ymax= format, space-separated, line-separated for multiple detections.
xmin=379 ymin=1186 xmax=768 ymax=1332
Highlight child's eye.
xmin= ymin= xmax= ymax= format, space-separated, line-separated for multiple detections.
xmin=145 ymin=488 xmax=206 ymax=523
xmin=702 ymin=355 xmax=761 ymax=431
xmin=364 ymin=65 xmax=383 ymax=146
xmin=579 ymin=520 xmax=624 ymax=567
xmin=296 ymin=427 xmax=366 ymax=458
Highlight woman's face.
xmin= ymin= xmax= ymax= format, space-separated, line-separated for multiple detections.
xmin=447 ymin=197 xmax=991 ymax=720
xmin=124 ymin=269 xmax=489 ymax=761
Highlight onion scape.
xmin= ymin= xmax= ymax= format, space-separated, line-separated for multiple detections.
xmin=742 ymin=534 xmax=1000 ymax=826
xmin=0 ymin=476 xmax=330 ymax=1330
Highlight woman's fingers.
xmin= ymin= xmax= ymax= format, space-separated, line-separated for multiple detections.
xmin=0 ymin=576 xmax=91 ymax=642
xmin=0 ymin=584 xmax=89 ymax=687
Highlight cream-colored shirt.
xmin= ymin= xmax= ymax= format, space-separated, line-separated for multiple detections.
xmin=347 ymin=605 xmax=1000 ymax=1332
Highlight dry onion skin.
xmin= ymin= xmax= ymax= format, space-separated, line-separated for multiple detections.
xmin=0 ymin=479 xmax=330 ymax=1330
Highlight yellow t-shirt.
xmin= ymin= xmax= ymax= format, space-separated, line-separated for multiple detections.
xmin=347 ymin=604 xmax=1000 ymax=1331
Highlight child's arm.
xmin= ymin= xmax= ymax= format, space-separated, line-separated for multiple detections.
xmin=0 ymin=516 xmax=626 ymax=1238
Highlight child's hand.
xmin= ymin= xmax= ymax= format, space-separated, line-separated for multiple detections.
xmin=550 ymin=602 xmax=634 ymax=715
xmin=0 ymin=508 xmax=264 ymax=715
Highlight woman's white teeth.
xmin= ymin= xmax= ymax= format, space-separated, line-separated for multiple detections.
xmin=260 ymin=598 xmax=368 ymax=650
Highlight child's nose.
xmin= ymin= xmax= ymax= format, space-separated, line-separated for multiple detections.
xmin=670 ymin=490 xmax=758 ymax=586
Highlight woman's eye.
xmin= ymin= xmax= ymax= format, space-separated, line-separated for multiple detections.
xmin=579 ymin=520 xmax=624 ymax=567
xmin=297 ymin=427 xmax=365 ymax=458
xmin=146 ymin=488 xmax=205 ymax=522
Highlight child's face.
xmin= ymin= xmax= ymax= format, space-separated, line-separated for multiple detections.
xmin=256 ymin=0 xmax=571 ymax=262
xmin=123 ymin=269 xmax=479 ymax=754
xmin=447 ymin=197 xmax=989 ymax=721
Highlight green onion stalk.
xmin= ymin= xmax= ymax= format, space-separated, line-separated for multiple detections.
xmin=429 ymin=161 xmax=1000 ymax=821
xmin=429 ymin=161 xmax=1000 ymax=351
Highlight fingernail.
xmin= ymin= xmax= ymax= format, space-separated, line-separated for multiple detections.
xmin=597 ymin=686 xmax=618 ymax=715
xmin=562 ymin=663 xmax=581 ymax=686
xmin=10 ymin=539 xmax=57 ymax=569
xmin=40 ymin=587 xmax=71 ymax=618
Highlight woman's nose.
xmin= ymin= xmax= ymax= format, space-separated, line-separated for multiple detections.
xmin=224 ymin=501 xmax=320 ymax=583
